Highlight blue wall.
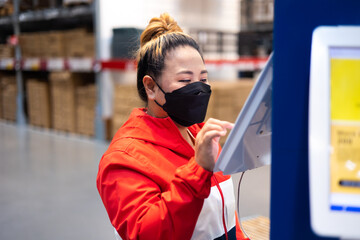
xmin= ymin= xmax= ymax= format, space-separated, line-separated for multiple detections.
xmin=271 ymin=1 xmax=360 ymax=239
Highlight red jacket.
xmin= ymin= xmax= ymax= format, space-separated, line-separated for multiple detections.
xmin=97 ymin=108 xmax=248 ymax=240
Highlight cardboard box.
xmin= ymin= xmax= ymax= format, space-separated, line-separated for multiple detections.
xmin=0 ymin=1 xmax=13 ymax=17
xmin=19 ymin=29 xmax=95 ymax=58
xmin=1 ymin=76 xmax=17 ymax=121
xmin=76 ymin=84 xmax=96 ymax=136
xmin=19 ymin=33 xmax=46 ymax=58
xmin=43 ymin=31 xmax=65 ymax=58
xmin=26 ymin=79 xmax=51 ymax=128
xmin=0 ymin=44 xmax=14 ymax=58
xmin=49 ymin=72 xmax=85 ymax=132
xmin=76 ymin=106 xmax=95 ymax=136
xmin=64 ymin=29 xmax=95 ymax=58
xmin=19 ymin=34 xmax=33 ymax=58
xmin=206 ymin=79 xmax=255 ymax=145
xmin=111 ymin=84 xmax=143 ymax=137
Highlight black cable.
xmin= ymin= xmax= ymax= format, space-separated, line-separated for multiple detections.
xmin=237 ymin=171 xmax=251 ymax=239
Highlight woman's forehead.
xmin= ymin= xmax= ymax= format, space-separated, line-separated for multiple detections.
xmin=163 ymin=46 xmax=206 ymax=72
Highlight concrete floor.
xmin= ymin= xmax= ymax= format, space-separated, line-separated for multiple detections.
xmin=0 ymin=122 xmax=114 ymax=240
xmin=0 ymin=121 xmax=270 ymax=240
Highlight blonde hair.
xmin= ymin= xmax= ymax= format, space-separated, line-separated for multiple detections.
xmin=136 ymin=13 xmax=203 ymax=102
xmin=140 ymin=13 xmax=183 ymax=47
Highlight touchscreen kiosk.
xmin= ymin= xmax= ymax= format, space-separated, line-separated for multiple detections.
xmin=309 ymin=26 xmax=360 ymax=239
xmin=214 ymin=53 xmax=273 ymax=175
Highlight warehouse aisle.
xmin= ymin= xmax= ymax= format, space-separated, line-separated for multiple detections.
xmin=0 ymin=122 xmax=114 ymax=240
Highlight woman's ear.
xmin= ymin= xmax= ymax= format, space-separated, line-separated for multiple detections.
xmin=143 ymin=75 xmax=156 ymax=100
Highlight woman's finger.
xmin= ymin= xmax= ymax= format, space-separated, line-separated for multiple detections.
xmin=200 ymin=123 xmax=224 ymax=133
xmin=206 ymin=118 xmax=234 ymax=128
xmin=201 ymin=129 xmax=228 ymax=143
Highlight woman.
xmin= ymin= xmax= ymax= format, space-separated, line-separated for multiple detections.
xmin=97 ymin=13 xmax=249 ymax=240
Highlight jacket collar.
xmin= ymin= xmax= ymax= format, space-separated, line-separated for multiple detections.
xmin=112 ymin=108 xmax=201 ymax=159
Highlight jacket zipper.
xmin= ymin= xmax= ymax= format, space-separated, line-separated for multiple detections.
xmin=213 ymin=176 xmax=229 ymax=240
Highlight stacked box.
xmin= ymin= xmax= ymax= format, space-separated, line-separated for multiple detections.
xmin=207 ymin=80 xmax=254 ymax=122
xmin=43 ymin=31 xmax=65 ymax=58
xmin=0 ymin=0 xmax=13 ymax=16
xmin=1 ymin=76 xmax=17 ymax=121
xmin=81 ymin=34 xmax=95 ymax=57
xmin=206 ymin=80 xmax=255 ymax=145
xmin=18 ymin=33 xmax=33 ymax=58
xmin=111 ymin=84 xmax=143 ymax=138
xmin=0 ymin=44 xmax=14 ymax=58
xmin=20 ymin=32 xmax=63 ymax=58
xmin=19 ymin=33 xmax=46 ymax=58
xmin=19 ymin=29 xmax=95 ymax=58
xmin=36 ymin=33 xmax=46 ymax=57
xmin=76 ymin=84 xmax=96 ymax=136
xmin=26 ymin=79 xmax=51 ymax=128
xmin=65 ymin=29 xmax=95 ymax=58
xmin=49 ymin=72 xmax=84 ymax=132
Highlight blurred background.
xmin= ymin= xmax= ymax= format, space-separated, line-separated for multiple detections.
xmin=0 ymin=0 xmax=272 ymax=239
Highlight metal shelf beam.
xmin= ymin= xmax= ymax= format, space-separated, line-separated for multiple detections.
xmin=0 ymin=4 xmax=94 ymax=27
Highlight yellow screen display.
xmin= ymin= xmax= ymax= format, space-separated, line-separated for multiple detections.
xmin=330 ymin=57 xmax=360 ymax=195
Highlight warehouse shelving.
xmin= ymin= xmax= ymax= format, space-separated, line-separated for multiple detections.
xmin=0 ymin=0 xmax=271 ymax=141
xmin=0 ymin=4 xmax=93 ymax=26
xmin=0 ymin=3 xmax=94 ymax=36
xmin=0 ymin=0 xmax=103 ymax=138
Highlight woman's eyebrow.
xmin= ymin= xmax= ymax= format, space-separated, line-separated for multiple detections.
xmin=176 ymin=70 xmax=208 ymax=75
xmin=176 ymin=70 xmax=193 ymax=75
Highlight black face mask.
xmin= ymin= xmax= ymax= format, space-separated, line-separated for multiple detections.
xmin=154 ymin=80 xmax=212 ymax=127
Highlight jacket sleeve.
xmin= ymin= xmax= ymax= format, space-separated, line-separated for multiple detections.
xmin=96 ymin=151 xmax=213 ymax=240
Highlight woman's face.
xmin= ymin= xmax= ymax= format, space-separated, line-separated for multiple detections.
xmin=154 ymin=45 xmax=208 ymax=105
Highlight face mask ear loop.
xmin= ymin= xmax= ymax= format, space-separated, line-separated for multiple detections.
xmin=154 ymin=99 xmax=165 ymax=108
xmin=148 ymin=75 xmax=166 ymax=108
xmin=149 ymin=75 xmax=166 ymax=94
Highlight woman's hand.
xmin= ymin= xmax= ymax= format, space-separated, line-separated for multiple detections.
xmin=195 ymin=118 xmax=234 ymax=172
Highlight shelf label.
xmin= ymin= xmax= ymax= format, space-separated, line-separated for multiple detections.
xmin=23 ymin=58 xmax=41 ymax=71
xmin=68 ymin=58 xmax=93 ymax=72
xmin=47 ymin=58 xmax=65 ymax=71
xmin=0 ymin=58 xmax=15 ymax=70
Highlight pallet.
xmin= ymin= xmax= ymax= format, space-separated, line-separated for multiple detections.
xmin=241 ymin=215 xmax=270 ymax=240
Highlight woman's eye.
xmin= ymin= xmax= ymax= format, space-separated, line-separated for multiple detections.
xmin=200 ymin=78 xmax=208 ymax=82
xmin=179 ymin=79 xmax=191 ymax=83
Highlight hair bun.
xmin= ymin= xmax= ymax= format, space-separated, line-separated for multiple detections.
xmin=140 ymin=13 xmax=183 ymax=47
